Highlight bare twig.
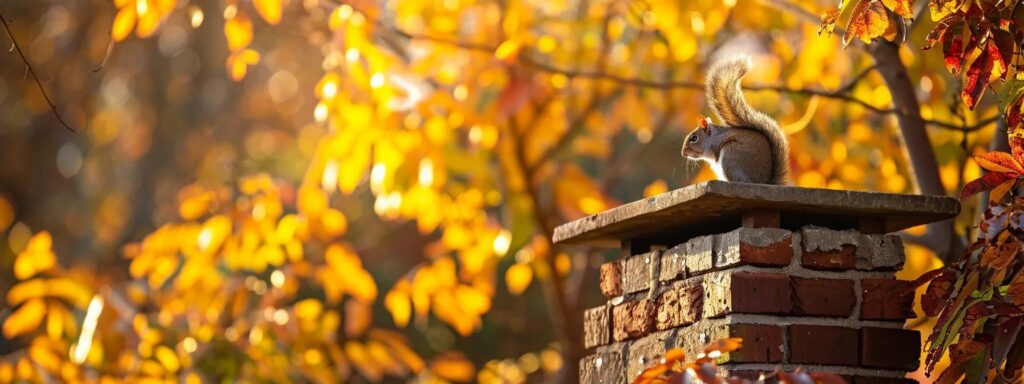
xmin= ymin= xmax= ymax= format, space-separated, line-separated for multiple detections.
xmin=94 ymin=31 xmax=114 ymax=72
xmin=0 ymin=11 xmax=75 ymax=132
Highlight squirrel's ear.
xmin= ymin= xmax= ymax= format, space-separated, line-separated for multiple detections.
xmin=697 ymin=114 xmax=708 ymax=129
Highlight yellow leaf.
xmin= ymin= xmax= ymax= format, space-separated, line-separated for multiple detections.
xmin=384 ymin=288 xmax=412 ymax=328
xmin=294 ymin=298 xmax=323 ymax=321
xmin=224 ymin=11 xmax=253 ymax=51
xmin=504 ymin=263 xmax=533 ymax=295
xmin=320 ymin=208 xmax=348 ymax=237
xmin=345 ymin=341 xmax=383 ymax=382
xmin=253 ymin=0 xmax=283 ymax=25
xmin=46 ymin=302 xmax=64 ymax=341
xmin=47 ymin=278 xmax=93 ymax=308
xmin=3 ymin=299 xmax=46 ymax=338
xmin=298 ymin=184 xmax=328 ymax=217
xmin=154 ymin=346 xmax=180 ymax=373
xmin=111 ymin=8 xmax=136 ymax=41
xmin=6 ymin=279 xmax=47 ymax=305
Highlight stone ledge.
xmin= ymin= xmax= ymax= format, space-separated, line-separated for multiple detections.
xmin=553 ymin=181 xmax=959 ymax=246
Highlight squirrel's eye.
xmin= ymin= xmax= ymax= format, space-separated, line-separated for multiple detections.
xmin=688 ymin=135 xmax=699 ymax=143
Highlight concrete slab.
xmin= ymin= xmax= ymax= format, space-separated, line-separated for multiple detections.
xmin=553 ymin=181 xmax=960 ymax=247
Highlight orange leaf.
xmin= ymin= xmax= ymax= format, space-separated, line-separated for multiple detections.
xmin=430 ymin=352 xmax=475 ymax=382
xmin=974 ymin=152 xmax=1024 ymax=174
xmin=703 ymin=337 xmax=743 ymax=353
xmin=843 ymin=0 xmax=889 ymax=47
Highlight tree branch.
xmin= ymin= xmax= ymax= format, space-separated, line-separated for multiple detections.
xmin=0 ymin=11 xmax=75 ymax=132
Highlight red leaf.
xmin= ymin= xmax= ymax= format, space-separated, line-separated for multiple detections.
xmin=991 ymin=29 xmax=1015 ymax=80
xmin=961 ymin=172 xmax=1018 ymax=200
xmin=941 ymin=20 xmax=966 ymax=76
xmin=962 ymin=45 xmax=994 ymax=109
xmin=921 ymin=268 xmax=958 ymax=317
xmin=925 ymin=13 xmax=964 ymax=50
xmin=1009 ymin=97 xmax=1024 ymax=162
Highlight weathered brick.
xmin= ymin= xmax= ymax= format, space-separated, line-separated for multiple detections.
xmin=613 ymin=299 xmax=656 ymax=341
xmin=623 ymin=252 xmax=658 ymax=294
xmin=861 ymin=279 xmax=916 ymax=320
xmin=703 ymin=272 xmax=792 ymax=318
xmin=856 ymin=234 xmax=905 ymax=271
xmin=656 ymin=278 xmax=703 ymax=330
xmin=861 ymin=327 xmax=920 ymax=370
xmin=685 ymin=235 xmax=715 ymax=276
xmin=659 ymin=244 xmax=687 ymax=282
xmin=677 ymin=322 xmax=784 ymax=363
xmin=584 ymin=305 xmax=611 ymax=348
xmin=789 ymin=324 xmax=859 ymax=366
xmin=715 ymin=228 xmax=793 ymax=268
xmin=580 ymin=350 xmax=626 ymax=384
xmin=792 ymin=277 xmax=856 ymax=317
xmin=801 ymin=227 xmax=858 ymax=270
xmin=626 ymin=332 xmax=668 ymax=380
xmin=600 ymin=260 xmax=624 ymax=298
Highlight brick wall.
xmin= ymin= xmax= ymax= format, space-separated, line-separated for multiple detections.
xmin=580 ymin=226 xmax=919 ymax=384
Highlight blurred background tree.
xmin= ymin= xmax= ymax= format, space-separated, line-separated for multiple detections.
xmin=0 ymin=0 xmax=1002 ymax=382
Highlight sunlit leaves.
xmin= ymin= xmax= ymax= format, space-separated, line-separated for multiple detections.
xmin=3 ymin=299 xmax=46 ymax=338
xmin=110 ymin=0 xmax=174 ymax=41
xmin=225 ymin=10 xmax=253 ymax=51
xmin=430 ymin=352 xmax=476 ymax=382
xmin=13 ymin=231 xmax=56 ymax=279
xmin=844 ymin=0 xmax=891 ymax=47
xmin=253 ymin=0 xmax=283 ymax=25
xmin=321 ymin=243 xmax=377 ymax=303
xmin=505 ymin=262 xmax=533 ymax=295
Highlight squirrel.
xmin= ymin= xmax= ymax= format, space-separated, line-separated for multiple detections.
xmin=681 ymin=55 xmax=790 ymax=185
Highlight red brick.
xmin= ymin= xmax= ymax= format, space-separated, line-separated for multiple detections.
xmin=600 ymin=260 xmax=623 ymax=298
xmin=656 ymin=278 xmax=703 ymax=330
xmin=802 ymin=244 xmax=856 ymax=270
xmin=729 ymin=324 xmax=784 ymax=363
xmin=583 ymin=306 xmax=611 ymax=348
xmin=715 ymin=228 xmax=793 ymax=268
xmin=861 ymin=327 xmax=920 ymax=370
xmin=789 ymin=325 xmax=859 ymax=366
xmin=704 ymin=272 xmax=793 ymax=317
xmin=861 ymin=279 xmax=915 ymax=320
xmin=613 ymin=299 xmax=656 ymax=341
xmin=728 ymin=273 xmax=793 ymax=315
xmin=792 ymin=277 xmax=856 ymax=317
xmin=737 ymin=237 xmax=793 ymax=266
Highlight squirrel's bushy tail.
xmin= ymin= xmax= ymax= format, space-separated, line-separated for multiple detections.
xmin=706 ymin=55 xmax=790 ymax=184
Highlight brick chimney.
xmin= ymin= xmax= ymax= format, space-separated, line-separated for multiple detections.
xmin=553 ymin=181 xmax=960 ymax=383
